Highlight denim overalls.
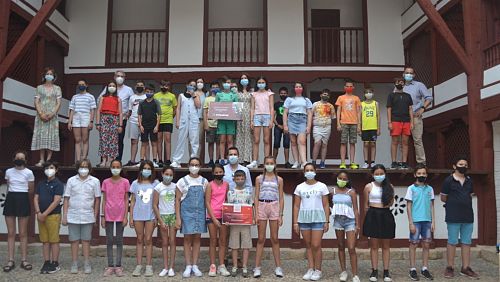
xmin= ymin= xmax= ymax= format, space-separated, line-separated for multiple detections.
xmin=180 ymin=176 xmax=207 ymax=234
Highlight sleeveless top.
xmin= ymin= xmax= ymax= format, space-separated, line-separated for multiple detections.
xmin=101 ymin=95 xmax=120 ymax=115
xmin=258 ymin=174 xmax=279 ymax=201
xmin=207 ymin=180 xmax=228 ymax=219
xmin=331 ymin=187 xmax=355 ymax=218
xmin=361 ymin=101 xmax=378 ymax=130
xmin=369 ymin=182 xmax=383 ymax=204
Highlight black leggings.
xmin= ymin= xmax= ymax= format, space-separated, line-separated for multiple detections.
xmin=105 ymin=222 xmax=124 ymax=267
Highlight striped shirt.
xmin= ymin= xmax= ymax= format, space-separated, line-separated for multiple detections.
xmin=69 ymin=93 xmax=97 ymax=113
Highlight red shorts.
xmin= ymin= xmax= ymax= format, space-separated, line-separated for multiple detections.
xmin=391 ymin=122 xmax=411 ymax=136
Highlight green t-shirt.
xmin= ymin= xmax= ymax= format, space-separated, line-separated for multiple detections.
xmin=215 ymin=91 xmax=238 ymax=102
xmin=203 ymin=96 xmax=218 ymax=128
xmin=154 ymin=91 xmax=177 ymax=124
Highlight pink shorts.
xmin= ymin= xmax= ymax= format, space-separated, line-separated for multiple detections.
xmin=257 ymin=201 xmax=280 ymax=221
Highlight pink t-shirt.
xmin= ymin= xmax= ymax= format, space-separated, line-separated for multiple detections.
xmin=101 ymin=177 xmax=130 ymax=222
xmin=252 ymin=90 xmax=274 ymax=115
xmin=207 ymin=180 xmax=229 ymax=219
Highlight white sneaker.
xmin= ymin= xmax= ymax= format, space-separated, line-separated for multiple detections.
xmin=361 ymin=162 xmax=370 ymax=169
xmin=168 ymin=268 xmax=175 ymax=277
xmin=339 ymin=270 xmax=349 ymax=281
xmin=246 ymin=160 xmax=258 ymax=169
xmin=208 ymin=264 xmax=217 ymax=277
xmin=134 ymin=162 xmax=142 ymax=167
xmin=153 ymin=161 xmax=159 ymax=168
xmin=311 ymin=270 xmax=322 ymax=281
xmin=159 ymin=268 xmax=168 ymax=277
xmin=303 ymin=268 xmax=314 ymax=280
xmin=275 ymin=266 xmax=284 ymax=277
xmin=300 ymin=163 xmax=307 ymax=169
xmin=183 ymin=265 xmax=192 ymax=278
xmin=352 ymin=275 xmax=361 ymax=282
xmin=218 ymin=265 xmax=230 ymax=277
xmin=292 ymin=162 xmax=300 ymax=169
xmin=170 ymin=161 xmax=181 ymax=168
xmin=253 ymin=267 xmax=262 ymax=278
xmin=192 ymin=265 xmax=203 ymax=277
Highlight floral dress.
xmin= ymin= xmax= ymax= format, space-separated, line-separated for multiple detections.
xmin=31 ymin=84 xmax=62 ymax=151
xmin=99 ymin=96 xmax=120 ymax=158
xmin=235 ymin=91 xmax=253 ymax=163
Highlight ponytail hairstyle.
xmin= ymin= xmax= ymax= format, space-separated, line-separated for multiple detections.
xmin=371 ymin=164 xmax=394 ymax=206
xmin=262 ymin=156 xmax=278 ymax=177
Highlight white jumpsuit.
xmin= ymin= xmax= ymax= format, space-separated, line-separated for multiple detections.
xmin=172 ymin=94 xmax=200 ymax=163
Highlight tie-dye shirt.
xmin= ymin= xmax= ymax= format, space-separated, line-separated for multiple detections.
xmin=312 ymin=101 xmax=336 ymax=126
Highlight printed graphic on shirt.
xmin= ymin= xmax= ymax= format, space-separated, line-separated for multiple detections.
xmin=163 ymin=190 xmax=175 ymax=203
xmin=138 ymin=189 xmax=153 ymax=204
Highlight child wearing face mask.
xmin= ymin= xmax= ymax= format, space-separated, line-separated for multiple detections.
xmin=137 ymin=85 xmax=162 ymax=167
xmin=361 ymin=88 xmax=380 ymax=169
xmin=404 ymin=164 xmax=435 ymax=281
xmin=124 ymin=81 xmax=147 ymax=167
xmin=62 ymin=159 xmax=101 ymax=275
xmin=215 ymin=77 xmax=239 ymax=165
xmin=328 ymin=171 xmax=360 ymax=282
xmin=130 ymin=160 xmax=159 ymax=277
xmin=96 ymin=81 xmax=123 ymax=167
xmin=68 ymin=79 xmax=96 ymax=163
xmin=34 ymin=160 xmax=64 ymax=274
xmin=154 ymin=80 xmax=177 ymax=167
xmin=205 ymin=164 xmax=230 ymax=277
xmin=311 ymin=89 xmax=336 ymax=169
xmin=273 ymin=87 xmax=291 ymax=168
xmin=175 ymin=157 xmax=208 ymax=278
xmin=204 ymin=82 xmax=221 ymax=167
xmin=100 ymin=160 xmax=130 ymax=277
xmin=153 ymin=167 xmax=177 ymax=277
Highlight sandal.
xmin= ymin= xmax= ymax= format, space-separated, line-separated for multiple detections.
xmin=20 ymin=260 xmax=32 ymax=271
xmin=3 ymin=260 xmax=15 ymax=272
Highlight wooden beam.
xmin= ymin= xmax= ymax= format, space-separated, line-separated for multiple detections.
xmin=0 ymin=0 xmax=61 ymax=81
xmin=415 ymin=0 xmax=472 ymax=74
xmin=0 ymin=0 xmax=11 ymax=145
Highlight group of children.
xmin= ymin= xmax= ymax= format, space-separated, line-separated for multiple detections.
xmin=3 ymin=149 xmax=479 ymax=280
xmin=66 ymin=73 xmax=418 ymax=171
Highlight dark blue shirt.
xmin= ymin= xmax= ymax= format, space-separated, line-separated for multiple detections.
xmin=441 ymin=174 xmax=474 ymax=223
xmin=35 ymin=178 xmax=64 ymax=214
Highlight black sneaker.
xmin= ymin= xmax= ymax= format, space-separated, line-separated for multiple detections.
xmin=369 ymin=269 xmax=378 ymax=282
xmin=383 ymin=269 xmax=393 ymax=282
xmin=421 ymin=269 xmax=434 ymax=280
xmin=47 ymin=261 xmax=60 ymax=274
xmin=284 ymin=162 xmax=292 ymax=168
xmin=158 ymin=160 xmax=164 ymax=168
xmin=401 ymin=162 xmax=410 ymax=169
xmin=390 ymin=162 xmax=399 ymax=169
xmin=124 ymin=160 xmax=136 ymax=166
xmin=165 ymin=160 xmax=172 ymax=167
xmin=40 ymin=260 xmax=50 ymax=274
xmin=207 ymin=160 xmax=215 ymax=168
xmin=409 ymin=269 xmax=419 ymax=281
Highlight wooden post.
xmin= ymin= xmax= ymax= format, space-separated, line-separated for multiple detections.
xmin=0 ymin=0 xmax=10 ymax=145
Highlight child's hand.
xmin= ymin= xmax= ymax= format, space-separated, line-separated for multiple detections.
xmin=68 ymin=123 xmax=73 ymax=131
xmin=410 ymin=122 xmax=414 ymax=131
xmin=283 ymin=125 xmax=289 ymax=134
xmin=175 ymin=218 xmax=181 ymax=230
xmin=306 ymin=127 xmax=311 ymax=135
xmin=323 ymin=222 xmax=329 ymax=233
xmin=129 ymin=219 xmax=135 ymax=228
xmin=213 ymin=218 xmax=222 ymax=228
xmin=377 ymin=129 xmax=381 ymax=136
xmin=140 ymin=125 xmax=144 ymax=134
xmin=278 ymin=216 xmax=283 ymax=227
xmin=96 ymin=125 xmax=101 ymax=132
xmin=37 ymin=213 xmax=47 ymax=223
xmin=293 ymin=223 xmax=300 ymax=235
xmin=431 ymin=222 xmax=435 ymax=233
xmin=101 ymin=218 xmax=106 ymax=229
xmin=88 ymin=122 xmax=93 ymax=130
xmin=153 ymin=126 xmax=158 ymax=133
xmin=122 ymin=217 xmax=128 ymax=227
xmin=409 ymin=223 xmax=416 ymax=234
xmin=337 ymin=125 xmax=342 ymax=132
xmin=204 ymin=124 xmax=209 ymax=131
xmin=117 ymin=126 xmax=123 ymax=134
xmin=250 ymin=123 xmax=254 ymax=130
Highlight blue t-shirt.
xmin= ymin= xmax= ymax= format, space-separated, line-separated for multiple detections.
xmin=130 ymin=180 xmax=159 ymax=221
xmin=35 ymin=178 xmax=65 ymax=215
xmin=284 ymin=96 xmax=313 ymax=114
xmin=404 ymin=184 xmax=434 ymax=222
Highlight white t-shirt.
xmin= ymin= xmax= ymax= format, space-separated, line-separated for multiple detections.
xmin=294 ymin=181 xmax=329 ymax=223
xmin=154 ymin=182 xmax=176 ymax=215
xmin=176 ymin=175 xmax=208 ymax=201
xmin=128 ymin=94 xmax=147 ymax=124
xmin=64 ymin=175 xmax=101 ymax=224
xmin=5 ymin=167 xmax=35 ymax=192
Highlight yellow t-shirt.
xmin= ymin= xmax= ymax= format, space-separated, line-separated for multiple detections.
xmin=154 ymin=91 xmax=177 ymax=124
xmin=203 ymin=96 xmax=217 ymax=128
xmin=361 ymin=100 xmax=378 ymax=130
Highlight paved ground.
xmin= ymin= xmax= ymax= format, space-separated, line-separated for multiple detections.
xmin=1 ymin=245 xmax=498 ymax=281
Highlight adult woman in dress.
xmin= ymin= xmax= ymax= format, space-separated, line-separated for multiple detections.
xmin=235 ymin=74 xmax=253 ymax=165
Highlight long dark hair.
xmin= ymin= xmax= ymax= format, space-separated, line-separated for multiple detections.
xmin=371 ymin=164 xmax=393 ymax=206
xmin=336 ymin=170 xmax=352 ymax=189
xmin=103 ymin=81 xmax=118 ymax=97
xmin=137 ymin=160 xmax=155 ymax=183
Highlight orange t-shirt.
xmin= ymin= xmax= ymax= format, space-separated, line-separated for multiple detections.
xmin=335 ymin=94 xmax=361 ymax=125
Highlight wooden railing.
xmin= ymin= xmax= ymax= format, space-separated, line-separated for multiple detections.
xmin=484 ymin=40 xmax=500 ymax=69
xmin=306 ymin=27 xmax=365 ymax=65
xmin=206 ymin=28 xmax=265 ymax=65
xmin=108 ymin=29 xmax=167 ymax=66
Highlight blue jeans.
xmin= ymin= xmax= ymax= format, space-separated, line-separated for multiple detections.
xmin=409 ymin=221 xmax=432 ymax=243
xmin=332 ymin=215 xmax=356 ymax=232
xmin=299 ymin=222 xmax=325 ymax=231
xmin=447 ymin=222 xmax=473 ymax=245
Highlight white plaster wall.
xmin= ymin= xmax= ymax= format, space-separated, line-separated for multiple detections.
xmin=208 ymin=0 xmax=263 ymax=28
xmin=433 ymin=73 xmax=467 ymax=106
xmin=484 ymin=64 xmax=500 ymax=86
xmin=493 ymin=120 xmax=500 ymax=243
xmin=66 ymin=0 xmax=108 ymax=67
xmin=367 ymin=0 xmax=405 ymax=65
xmin=307 ymin=0 xmax=363 ymax=27
xmin=267 ymin=0 xmax=304 ymax=64
xmin=402 ymin=0 xmax=451 ymax=38
xmin=168 ymin=0 xmax=204 ymax=65
xmin=112 ymin=0 xmax=168 ymax=30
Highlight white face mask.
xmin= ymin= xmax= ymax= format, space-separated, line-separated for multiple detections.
xmin=365 ymin=93 xmax=373 ymax=100
xmin=111 ymin=168 xmax=121 ymax=176
xmin=196 ymin=82 xmax=204 ymax=90
xmin=265 ymin=165 xmax=275 ymax=173
xmin=108 ymin=86 xmax=116 ymax=94
xmin=189 ymin=166 xmax=200 ymax=175
xmin=44 ymin=168 xmax=56 ymax=178
xmin=115 ymin=76 xmax=124 ymax=85
xmin=78 ymin=168 xmax=89 ymax=177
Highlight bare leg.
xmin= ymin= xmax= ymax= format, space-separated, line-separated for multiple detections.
xmin=446 ymin=244 xmax=456 ymax=268
xmin=5 ymin=216 xmax=16 ymax=261
xmin=370 ymin=238 xmax=379 ymax=269
xmin=402 ymin=135 xmax=410 ymax=162
xmin=219 ymin=135 xmax=227 ymax=160
xmin=43 ymin=243 xmax=50 ymax=261
xmin=284 ymin=148 xmax=290 ymax=163
xmin=39 ymin=150 xmax=46 ymax=164
xmin=346 ymin=230 xmax=358 ymax=275
xmin=297 ymin=133 xmax=307 ymax=164
xmin=290 ymin=135 xmax=299 ymax=164
xmin=157 ymin=132 xmax=164 ymax=161
xmin=208 ymin=142 xmax=215 ymax=161
xmin=349 ymin=143 xmax=356 ymax=164
xmin=340 ymin=144 xmax=347 ymax=163
xmin=184 ymin=235 xmax=193 ymax=265
xmin=255 ymin=220 xmax=268 ymax=268
xmin=165 ymin=132 xmax=172 ymax=161
xmin=312 ymin=140 xmax=321 ymax=161
xmin=71 ymin=241 xmax=79 ymax=262
xmin=311 ymin=230 xmax=324 ymax=270
xmin=461 ymin=244 xmax=471 ymax=269
xmin=410 ymin=242 xmax=417 ymax=269
xmin=151 ymin=141 xmax=158 ymax=160
xmin=252 ymin=127 xmax=262 ymax=161
xmin=269 ymin=220 xmax=282 ymax=267
xmin=18 ymin=217 xmax=29 ymax=261
xmin=168 ymin=227 xmax=177 ymax=269
xmin=134 ymin=222 xmax=145 ymax=265
xmin=232 ymin=249 xmax=238 ymax=268
xmin=336 ymin=230 xmax=347 ymax=271
xmin=46 ymin=149 xmax=53 ymax=161
xmin=363 ymin=142 xmax=369 ymax=163
xmin=301 ymin=230 xmax=314 ymax=269
xmin=82 ymin=240 xmax=90 ymax=262
xmin=218 ymin=225 xmax=228 ymax=266
xmin=320 ymin=142 xmax=328 ymax=162
xmin=263 ymin=127 xmax=271 ymax=158
xmin=227 ymin=135 xmax=234 ymax=150
xmin=51 ymin=242 xmax=60 ymax=262
xmin=130 ymin=139 xmax=139 ymax=162
xmin=192 ymin=234 xmax=201 ymax=265
xmin=208 ymin=223 xmax=218 ymax=265
xmin=391 ymin=137 xmax=398 ymax=162
xmin=382 ymin=239 xmax=391 ymax=270
xmin=74 ymin=128 xmax=82 ymax=162
xmin=422 ymin=241 xmax=430 ymax=268
xmin=371 ymin=142 xmax=377 ymax=163
xmin=144 ymin=222 xmax=155 ymax=265
xmin=242 ymin=248 xmax=249 ymax=267
xmin=82 ymin=127 xmax=90 ymax=160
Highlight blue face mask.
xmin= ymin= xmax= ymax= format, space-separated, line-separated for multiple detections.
xmin=304 ymin=171 xmax=316 ymax=180
xmin=231 ymin=87 xmax=238 ymax=93
xmin=142 ymin=169 xmax=152 ymax=178
xmin=78 ymin=85 xmax=87 ymax=92
xmin=145 ymin=93 xmax=154 ymax=99
xmin=374 ymin=175 xmax=386 ymax=183
xmin=228 ymin=155 xmax=239 ymax=165
xmin=186 ymin=85 xmax=195 ymax=92
xmin=404 ymin=74 xmax=414 ymax=82
xmin=223 ymin=83 xmax=231 ymax=90
xmin=211 ymin=87 xmax=220 ymax=94
xmin=240 ymin=78 xmax=249 ymax=86
xmin=45 ymin=74 xmax=54 ymax=82
xmin=257 ymin=83 xmax=266 ymax=90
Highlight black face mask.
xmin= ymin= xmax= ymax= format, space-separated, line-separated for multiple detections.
xmin=214 ymin=175 xmax=224 ymax=180
xmin=136 ymin=86 xmax=144 ymax=93
xmin=14 ymin=159 xmax=25 ymax=167
xmin=395 ymin=84 xmax=404 ymax=90
xmin=160 ymin=87 xmax=168 ymax=92
xmin=184 ymin=93 xmax=192 ymax=99
xmin=416 ymin=176 xmax=427 ymax=183
xmin=456 ymin=166 xmax=467 ymax=174
xmin=280 ymin=95 xmax=287 ymax=101
xmin=321 ymin=96 xmax=329 ymax=101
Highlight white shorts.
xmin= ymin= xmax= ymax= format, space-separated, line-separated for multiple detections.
xmin=313 ymin=125 xmax=332 ymax=144
xmin=72 ymin=112 xmax=90 ymax=127
xmin=129 ymin=122 xmax=141 ymax=140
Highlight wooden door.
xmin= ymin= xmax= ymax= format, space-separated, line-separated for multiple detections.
xmin=311 ymin=9 xmax=340 ymax=64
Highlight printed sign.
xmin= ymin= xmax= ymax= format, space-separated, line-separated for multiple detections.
xmin=208 ymin=102 xmax=243 ymax=120
xmin=222 ymin=203 xmax=253 ymax=225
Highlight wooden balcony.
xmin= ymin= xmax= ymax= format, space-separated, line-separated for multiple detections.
xmin=306 ymin=27 xmax=366 ymax=65
xmin=205 ymin=27 xmax=266 ymax=65
xmin=484 ymin=40 xmax=500 ymax=69
xmin=107 ymin=29 xmax=168 ymax=67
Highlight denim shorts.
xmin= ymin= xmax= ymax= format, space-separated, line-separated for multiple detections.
xmin=299 ymin=222 xmax=325 ymax=231
xmin=409 ymin=221 xmax=432 ymax=243
xmin=288 ymin=113 xmax=307 ymax=135
xmin=332 ymin=215 xmax=356 ymax=232
xmin=253 ymin=114 xmax=271 ymax=127
xmin=447 ymin=222 xmax=473 ymax=245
